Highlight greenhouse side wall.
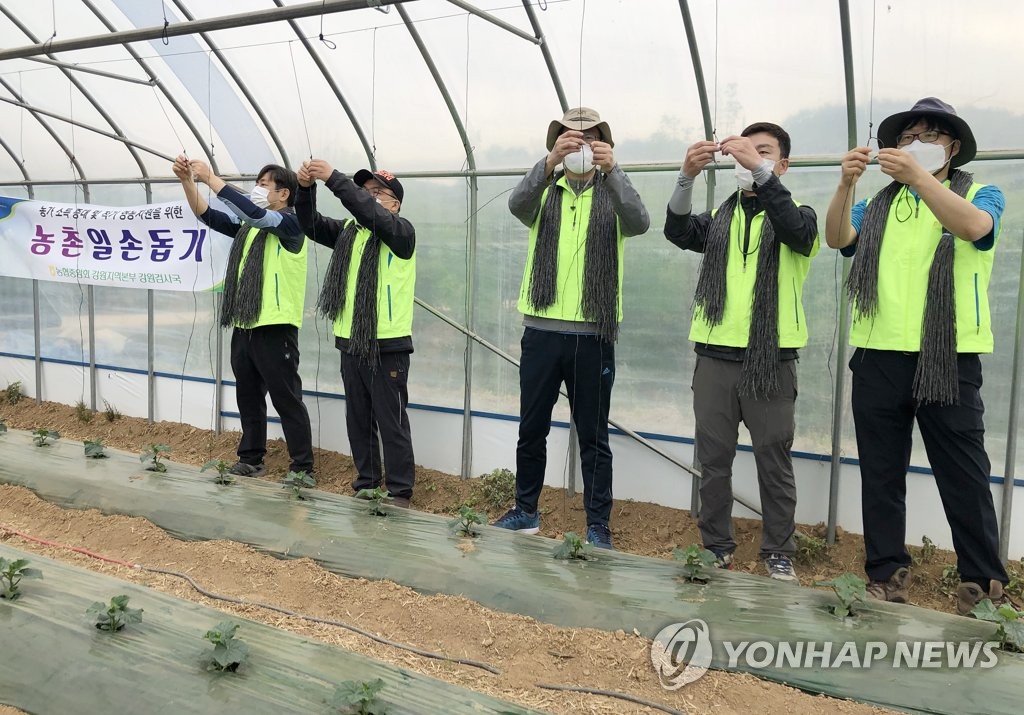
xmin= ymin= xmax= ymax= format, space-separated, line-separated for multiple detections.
xmin=2 ymin=350 xmax=1021 ymax=560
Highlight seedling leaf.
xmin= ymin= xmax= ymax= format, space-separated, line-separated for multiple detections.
xmin=0 ymin=557 xmax=43 ymax=600
xmin=84 ymin=439 xmax=108 ymax=459
xmin=553 ymin=532 xmax=594 ymax=561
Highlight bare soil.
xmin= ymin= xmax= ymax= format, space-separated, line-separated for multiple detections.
xmin=0 ymin=397 xmax=990 ymax=714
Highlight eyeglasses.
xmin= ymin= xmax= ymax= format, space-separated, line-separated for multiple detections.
xmin=365 ymin=186 xmax=397 ymax=201
xmin=895 ymin=130 xmax=951 ymax=147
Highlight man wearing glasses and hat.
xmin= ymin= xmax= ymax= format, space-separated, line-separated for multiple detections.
xmin=296 ymin=160 xmax=417 ymax=508
xmin=825 ymin=97 xmax=1014 ymax=614
xmin=492 ymin=107 xmax=650 ymax=550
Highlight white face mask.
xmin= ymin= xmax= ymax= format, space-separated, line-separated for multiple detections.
xmin=902 ymin=139 xmax=949 ymax=174
xmin=563 ymin=144 xmax=595 ymax=175
xmin=249 ymin=185 xmax=270 ymax=208
xmin=735 ymin=160 xmax=774 ymax=191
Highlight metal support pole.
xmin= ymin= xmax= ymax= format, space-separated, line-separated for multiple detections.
xmin=87 ymin=285 xmax=97 ymax=411
xmin=445 ymin=0 xmax=541 ymax=44
xmin=0 ymin=0 xmax=416 ymax=61
xmin=32 ymin=280 xmax=42 ymax=404
xmin=999 ymin=229 xmax=1024 ymax=561
xmin=461 ymin=178 xmax=478 ymax=479
xmin=147 ymin=290 xmax=155 ymax=424
xmin=214 ymin=294 xmax=224 ymax=435
xmin=827 ymin=0 xmax=858 ymax=546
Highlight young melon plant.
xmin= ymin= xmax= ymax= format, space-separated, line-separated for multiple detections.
xmin=0 ymin=419 xmax=7 ymax=434
xmin=449 ymin=505 xmax=487 ymax=538
xmin=282 ymin=470 xmax=316 ymax=499
xmin=972 ymin=599 xmax=1024 ymax=652
xmin=355 ymin=487 xmax=392 ymax=515
xmin=83 ymin=439 xmax=108 ymax=459
xmin=74 ymin=399 xmax=94 ymax=424
xmin=672 ymin=544 xmax=718 ymax=583
xmin=140 ymin=443 xmax=171 ymax=472
xmin=817 ymin=572 xmax=867 ymax=618
xmin=201 ymin=458 xmax=234 ymax=485
xmin=203 ymin=620 xmax=250 ymax=671
xmin=31 ymin=428 xmax=59 ymax=447
xmin=0 ymin=557 xmax=43 ymax=600
xmin=554 ymin=532 xmax=594 ymax=561
xmin=87 ymin=594 xmax=143 ymax=632
xmin=329 ymin=678 xmax=388 ymax=715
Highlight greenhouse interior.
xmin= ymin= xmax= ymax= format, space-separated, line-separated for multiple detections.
xmin=1 ymin=2 xmax=1023 ymax=714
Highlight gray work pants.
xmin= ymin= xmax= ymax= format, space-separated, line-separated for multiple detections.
xmin=692 ymin=355 xmax=797 ymax=558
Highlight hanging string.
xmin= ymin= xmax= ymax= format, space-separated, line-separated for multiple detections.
xmin=18 ymin=72 xmax=24 ymax=171
xmin=288 ymin=41 xmax=314 ymax=160
xmin=866 ymin=0 xmax=879 ymax=148
xmin=66 ymin=78 xmax=88 ymax=406
xmin=44 ymin=0 xmax=57 ymax=52
xmin=370 ymin=28 xmax=378 ymax=162
xmin=160 ymin=1 xmax=170 ymax=46
xmin=287 ymin=38 xmax=324 ymax=449
xmin=318 ymin=0 xmax=337 ymax=49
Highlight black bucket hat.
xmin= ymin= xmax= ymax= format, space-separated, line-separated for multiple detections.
xmin=877 ymin=97 xmax=976 ymax=168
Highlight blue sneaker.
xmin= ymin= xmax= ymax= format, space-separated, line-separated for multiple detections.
xmin=764 ymin=552 xmax=798 ymax=582
xmin=586 ymin=523 xmax=615 ymax=550
xmin=493 ymin=506 xmax=540 ymax=534
xmin=709 ymin=548 xmax=734 ymax=569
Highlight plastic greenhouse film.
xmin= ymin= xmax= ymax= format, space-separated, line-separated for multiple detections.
xmin=0 ymin=544 xmax=538 ymax=715
xmin=1 ymin=429 xmax=1022 ymax=714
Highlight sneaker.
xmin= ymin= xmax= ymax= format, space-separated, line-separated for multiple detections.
xmin=492 ymin=506 xmax=540 ymax=534
xmin=227 ymin=461 xmax=267 ymax=478
xmin=764 ymin=553 xmax=798 ymax=582
xmin=866 ymin=567 xmax=910 ymax=603
xmin=709 ymin=549 xmax=734 ymax=569
xmin=391 ymin=496 xmax=411 ymax=509
xmin=586 ymin=523 xmax=615 ymax=551
xmin=957 ymin=579 xmax=1023 ymax=616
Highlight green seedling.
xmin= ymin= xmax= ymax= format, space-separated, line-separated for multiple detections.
xmin=355 ymin=487 xmax=392 ymax=515
xmin=554 ymin=532 xmax=594 ymax=561
xmin=939 ymin=564 xmax=961 ymax=597
xmin=817 ymin=572 xmax=867 ymax=618
xmin=672 ymin=544 xmax=718 ymax=583
xmin=203 ymin=620 xmax=250 ymax=671
xmin=971 ymin=599 xmax=1024 ymax=652
xmin=912 ymin=535 xmax=938 ymax=566
xmin=140 ymin=443 xmax=171 ymax=472
xmin=1005 ymin=559 xmax=1024 ymax=600
xmin=0 ymin=557 xmax=43 ymax=600
xmin=282 ymin=470 xmax=316 ymax=499
xmin=74 ymin=399 xmax=94 ymax=424
xmin=794 ymin=532 xmax=829 ymax=564
xmin=474 ymin=467 xmax=516 ymax=511
xmin=87 ymin=594 xmax=143 ymax=632
xmin=329 ymin=678 xmax=388 ymax=715
xmin=0 ymin=419 xmax=7 ymax=434
xmin=449 ymin=505 xmax=487 ymax=538
xmin=201 ymin=458 xmax=234 ymax=485
xmin=83 ymin=439 xmax=108 ymax=459
xmin=103 ymin=399 xmax=122 ymax=422
xmin=31 ymin=428 xmax=59 ymax=447
xmin=3 ymin=380 xmax=24 ymax=405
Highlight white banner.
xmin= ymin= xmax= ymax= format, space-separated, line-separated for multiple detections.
xmin=0 ymin=195 xmax=233 ymax=292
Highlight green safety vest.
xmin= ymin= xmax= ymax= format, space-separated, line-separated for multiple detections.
xmin=689 ymin=202 xmax=819 ymax=348
xmin=332 ymin=222 xmax=416 ymax=340
xmin=517 ymin=176 xmax=626 ymax=321
xmin=235 ymin=226 xmax=307 ymax=329
xmin=849 ymin=182 xmax=995 ymax=352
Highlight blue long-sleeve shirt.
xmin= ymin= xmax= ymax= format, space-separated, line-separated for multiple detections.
xmin=198 ymin=183 xmax=305 ymax=253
